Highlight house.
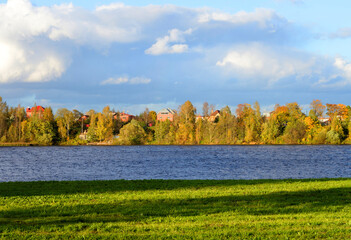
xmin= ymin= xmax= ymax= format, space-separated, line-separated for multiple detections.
xmin=79 ymin=130 xmax=88 ymax=140
xmin=26 ymin=106 xmax=45 ymax=118
xmin=157 ymin=108 xmax=176 ymax=122
xmin=208 ymin=110 xmax=220 ymax=122
xmin=118 ymin=112 xmax=135 ymax=123
xmin=78 ymin=115 xmax=89 ymax=121
xmin=318 ymin=117 xmax=331 ymax=126
xmin=196 ymin=114 xmax=204 ymax=122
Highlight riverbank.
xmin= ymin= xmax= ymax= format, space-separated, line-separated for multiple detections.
xmin=0 ymin=142 xmax=34 ymax=146
xmin=1 ymin=179 xmax=350 ymax=239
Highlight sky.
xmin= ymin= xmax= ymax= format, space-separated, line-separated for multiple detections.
xmin=1 ymin=0 xmax=351 ymax=115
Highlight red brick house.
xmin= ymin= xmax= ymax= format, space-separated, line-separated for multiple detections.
xmin=157 ymin=108 xmax=176 ymax=122
xmin=26 ymin=106 xmax=45 ymax=118
xmin=116 ymin=112 xmax=135 ymax=123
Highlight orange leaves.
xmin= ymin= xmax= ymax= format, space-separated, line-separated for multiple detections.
xmin=304 ymin=116 xmax=317 ymax=131
xmin=326 ymin=103 xmax=348 ymax=120
xmin=310 ymin=99 xmax=325 ymax=118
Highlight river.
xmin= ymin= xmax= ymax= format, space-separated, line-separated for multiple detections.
xmin=0 ymin=145 xmax=350 ymax=181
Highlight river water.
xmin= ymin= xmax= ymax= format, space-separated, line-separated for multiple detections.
xmin=0 ymin=145 xmax=350 ymax=182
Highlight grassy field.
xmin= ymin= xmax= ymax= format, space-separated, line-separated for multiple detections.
xmin=0 ymin=179 xmax=350 ymax=239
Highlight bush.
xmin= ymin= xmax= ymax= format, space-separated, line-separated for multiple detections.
xmin=118 ymin=120 xmax=146 ymax=145
xmin=326 ymin=130 xmax=341 ymax=144
xmin=282 ymin=120 xmax=306 ymax=144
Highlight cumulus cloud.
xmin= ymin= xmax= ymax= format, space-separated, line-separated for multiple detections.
xmin=145 ymin=28 xmax=192 ymax=55
xmin=216 ymin=43 xmax=316 ymax=84
xmin=0 ymin=0 xmax=293 ymax=84
xmin=216 ymin=43 xmax=351 ymax=87
xmin=101 ymin=76 xmax=151 ymax=85
xmin=0 ymin=39 xmax=66 ymax=83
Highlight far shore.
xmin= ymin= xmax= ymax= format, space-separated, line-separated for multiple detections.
xmin=1 ymin=142 xmax=351 ymax=147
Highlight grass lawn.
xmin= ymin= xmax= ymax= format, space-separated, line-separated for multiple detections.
xmin=0 ymin=179 xmax=350 ymax=239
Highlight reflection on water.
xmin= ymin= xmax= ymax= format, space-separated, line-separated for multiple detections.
xmin=0 ymin=145 xmax=350 ymax=182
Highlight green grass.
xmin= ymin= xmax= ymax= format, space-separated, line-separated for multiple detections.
xmin=0 ymin=179 xmax=350 ymax=239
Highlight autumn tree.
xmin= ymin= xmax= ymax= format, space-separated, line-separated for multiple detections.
xmin=6 ymin=105 xmax=25 ymax=142
xmin=96 ymin=113 xmax=107 ymax=142
xmin=286 ymin=102 xmax=304 ymax=120
xmin=326 ymin=104 xmax=348 ymax=120
xmin=55 ymin=108 xmax=74 ymax=141
xmin=214 ymin=106 xmax=236 ymax=144
xmin=310 ymin=99 xmax=325 ymax=118
xmin=176 ymin=100 xmax=196 ymax=144
xmin=236 ymin=103 xmax=261 ymax=143
xmin=149 ymin=111 xmax=157 ymax=124
xmin=0 ymin=97 xmax=8 ymax=141
xmin=102 ymin=106 xmax=113 ymax=141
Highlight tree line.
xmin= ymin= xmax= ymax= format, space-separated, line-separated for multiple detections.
xmin=0 ymin=96 xmax=350 ymax=145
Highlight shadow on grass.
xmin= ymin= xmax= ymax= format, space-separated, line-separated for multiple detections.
xmin=0 ymin=178 xmax=349 ymax=197
xmin=1 ymin=186 xmax=350 ymax=230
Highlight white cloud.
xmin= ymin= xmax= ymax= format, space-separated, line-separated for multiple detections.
xmin=95 ymin=3 xmax=125 ymax=11
xmin=101 ymin=76 xmax=151 ymax=85
xmin=216 ymin=43 xmax=351 ymax=88
xmin=0 ymin=39 xmax=66 ymax=83
xmin=334 ymin=57 xmax=351 ymax=77
xmin=145 ymin=28 xmax=192 ymax=55
xmin=0 ymin=0 xmax=292 ymax=83
xmin=197 ymin=8 xmax=279 ymax=28
xmin=216 ymin=43 xmax=316 ymax=85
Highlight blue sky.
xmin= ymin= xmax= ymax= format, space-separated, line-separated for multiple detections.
xmin=1 ymin=0 xmax=351 ymax=114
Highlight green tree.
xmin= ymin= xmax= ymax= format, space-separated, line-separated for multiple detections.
xmin=149 ymin=111 xmax=157 ymax=125
xmin=22 ymin=116 xmax=55 ymax=145
xmin=102 ymin=106 xmax=114 ymax=141
xmin=261 ymin=120 xmax=280 ymax=144
xmin=118 ymin=119 xmax=146 ymax=145
xmin=55 ymin=108 xmax=74 ymax=141
xmin=282 ymin=120 xmax=306 ymax=144
xmin=154 ymin=120 xmax=174 ymax=144
xmin=326 ymin=117 xmax=344 ymax=144
xmin=214 ymin=106 xmax=235 ymax=144
xmin=0 ymin=97 xmax=8 ymax=141
xmin=6 ymin=105 xmax=25 ymax=142
xmin=87 ymin=113 xmax=98 ymax=142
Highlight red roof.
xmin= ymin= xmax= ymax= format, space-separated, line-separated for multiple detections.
xmin=210 ymin=110 xmax=220 ymax=117
xmin=26 ymin=106 xmax=45 ymax=112
xmin=120 ymin=112 xmax=134 ymax=117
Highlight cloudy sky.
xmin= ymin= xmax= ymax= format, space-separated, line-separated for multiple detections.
xmin=1 ymin=0 xmax=351 ymax=114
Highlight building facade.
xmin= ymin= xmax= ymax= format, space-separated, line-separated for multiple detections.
xmin=26 ymin=106 xmax=45 ymax=118
xmin=157 ymin=108 xmax=176 ymax=122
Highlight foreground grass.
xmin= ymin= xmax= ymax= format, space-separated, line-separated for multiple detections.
xmin=0 ymin=179 xmax=350 ymax=239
